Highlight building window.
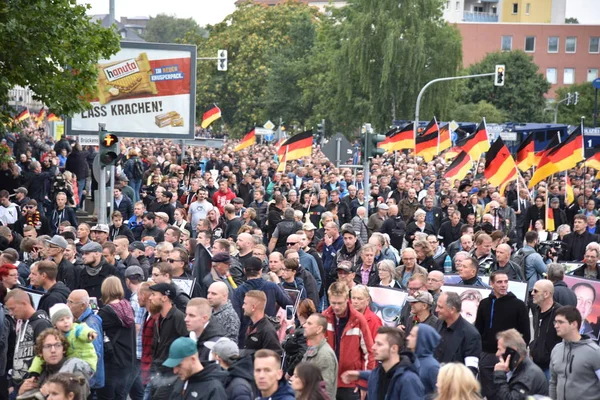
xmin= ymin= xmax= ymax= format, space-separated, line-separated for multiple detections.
xmin=501 ymin=36 xmax=513 ymax=51
xmin=588 ymin=69 xmax=599 ymax=82
xmin=546 ymin=68 xmax=557 ymax=84
xmin=548 ymin=36 xmax=559 ymax=53
xmin=474 ymin=5 xmax=484 ymax=12
xmin=563 ymin=68 xmax=575 ymax=84
xmin=526 ymin=3 xmax=531 ymax=15
xmin=456 ymin=1 xmax=460 ymax=11
xmin=525 ymin=36 xmax=536 ymax=52
xmin=590 ymin=37 xmax=600 ymax=53
xmin=512 ymin=3 xmax=518 ymax=14
xmin=565 ymin=37 xmax=577 ymax=53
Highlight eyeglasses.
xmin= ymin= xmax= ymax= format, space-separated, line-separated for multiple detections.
xmin=25 ymin=205 xmax=35 ymax=209
xmin=286 ymin=242 xmax=298 ymax=246
xmin=167 ymin=258 xmax=182 ymax=263
xmin=43 ymin=343 xmax=63 ymax=350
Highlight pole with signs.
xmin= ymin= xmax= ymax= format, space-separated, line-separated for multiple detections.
xmin=97 ymin=124 xmax=107 ymax=225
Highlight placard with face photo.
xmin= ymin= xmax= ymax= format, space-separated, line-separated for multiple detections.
xmin=367 ymin=286 xmax=408 ymax=327
xmin=441 ymin=285 xmax=492 ymax=324
xmin=563 ymin=275 xmax=600 ymax=341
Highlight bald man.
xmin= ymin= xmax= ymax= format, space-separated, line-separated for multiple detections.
xmin=380 ymin=204 xmax=406 ymax=251
xmin=236 ymin=232 xmax=255 ymax=263
xmin=207 ymin=282 xmax=240 ymax=343
xmin=67 ymin=289 xmax=105 ymax=390
xmin=491 ymin=243 xmax=524 ymax=282
xmin=530 ymin=280 xmax=561 ymax=377
xmin=427 ymin=270 xmax=444 ymax=313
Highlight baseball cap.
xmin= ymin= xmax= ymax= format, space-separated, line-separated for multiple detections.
xmin=407 ymin=290 xmax=433 ymax=305
xmin=143 ymin=240 xmax=157 ymax=248
xmin=80 ymin=242 xmax=102 ymax=253
xmin=243 ymin=257 xmax=263 ymax=273
xmin=341 ymin=228 xmax=356 ymax=237
xmin=337 ymin=262 xmax=353 ymax=273
xmin=303 ymin=222 xmax=317 ymax=231
xmin=204 ymin=338 xmax=239 ymax=364
xmin=551 ymin=197 xmax=560 ymax=203
xmin=162 ymin=337 xmax=198 ymax=368
xmin=130 ymin=241 xmax=145 ymax=252
xmin=149 ymin=282 xmax=178 ymax=300
xmin=14 ymin=187 xmax=28 ymax=195
xmin=124 ymin=266 xmax=144 ymax=278
xmin=91 ymin=224 xmax=109 ymax=233
xmin=45 ymin=235 xmax=68 ymax=249
xmin=155 ymin=212 xmax=169 ymax=223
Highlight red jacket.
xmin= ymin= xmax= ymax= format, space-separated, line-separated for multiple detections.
xmin=323 ymin=304 xmax=375 ymax=389
xmin=141 ymin=313 xmax=157 ymax=384
xmin=363 ymin=306 xmax=383 ymax=340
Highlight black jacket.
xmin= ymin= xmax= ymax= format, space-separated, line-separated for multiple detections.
xmin=196 ymin=318 xmax=228 ymax=362
xmin=76 ymin=259 xmax=120 ymax=305
xmin=243 ymin=316 xmax=283 ymax=356
xmin=152 ymin=305 xmax=188 ymax=373
xmin=379 ymin=216 xmax=406 ymax=251
xmin=49 ymin=207 xmax=78 ymax=236
xmin=171 ymin=362 xmax=228 ymax=400
xmin=273 ymin=219 xmax=303 ymax=254
xmin=297 ymin=266 xmax=319 ymax=308
xmin=98 ymin=300 xmax=136 ymax=369
xmin=492 ymin=357 xmax=549 ymax=400
xmin=530 ymin=302 xmax=562 ymax=370
xmin=553 ymin=281 xmax=577 ymax=307
xmin=435 ymin=315 xmax=482 ymax=374
xmin=475 ymin=292 xmax=530 ymax=354
xmin=438 ymin=221 xmax=462 ymax=248
xmin=37 ymin=281 xmax=71 ymax=315
xmin=266 ymin=205 xmax=283 ymax=238
xmin=561 ymin=230 xmax=599 ymax=261
xmin=225 ymin=355 xmax=255 ymax=400
xmin=109 ymin=224 xmax=135 ymax=243
xmin=14 ymin=214 xmax=51 ymax=237
xmin=282 ymin=325 xmax=307 ymax=376
xmin=65 ymin=149 xmax=89 ymax=180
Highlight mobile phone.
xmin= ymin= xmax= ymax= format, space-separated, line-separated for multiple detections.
xmin=89 ymin=297 xmax=98 ymax=311
xmin=286 ymin=305 xmax=295 ymax=321
xmin=502 ymin=347 xmax=519 ymax=370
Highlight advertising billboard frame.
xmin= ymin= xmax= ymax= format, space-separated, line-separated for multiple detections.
xmin=67 ymin=41 xmax=197 ymax=139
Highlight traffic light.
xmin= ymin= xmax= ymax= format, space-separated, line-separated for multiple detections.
xmin=369 ymin=133 xmax=386 ymax=158
xmin=494 ymin=64 xmax=505 ymax=87
xmin=574 ymin=91 xmax=580 ymax=105
xmin=217 ymin=50 xmax=228 ymax=71
xmin=99 ymin=131 xmax=119 ymax=167
xmin=566 ymin=92 xmax=572 ymax=106
xmin=316 ymin=119 xmax=325 ymax=143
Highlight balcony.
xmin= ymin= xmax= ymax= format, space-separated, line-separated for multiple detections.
xmin=463 ymin=11 xmax=499 ymax=22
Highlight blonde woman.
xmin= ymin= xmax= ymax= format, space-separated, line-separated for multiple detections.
xmin=377 ymin=260 xmax=402 ymax=289
xmin=435 ymin=363 xmax=482 ymax=400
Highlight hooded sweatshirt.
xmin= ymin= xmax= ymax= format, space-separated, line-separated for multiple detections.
xmin=414 ymin=324 xmax=441 ymax=396
xmin=37 ymin=281 xmax=71 ymax=315
xmin=225 ymin=355 xmax=255 ymax=400
xmin=256 ymin=380 xmax=295 ymax=400
xmin=549 ymin=335 xmax=600 ymax=400
xmin=171 ymin=362 xmax=229 ymax=400
xmin=12 ymin=310 xmax=52 ymax=384
xmin=358 ymin=352 xmax=424 ymax=400
xmin=98 ymin=299 xmax=136 ymax=369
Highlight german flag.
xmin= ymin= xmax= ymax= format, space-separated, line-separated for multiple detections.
xmin=379 ymin=123 xmax=414 ymax=152
xmin=529 ymin=124 xmax=584 ymax=188
xmin=546 ymin=205 xmax=555 ymax=232
xmin=485 ymin=137 xmax=517 ymax=187
xmin=444 ymin=151 xmax=472 ymax=181
xmin=516 ymin=134 xmax=535 ymax=172
xmin=565 ymin=176 xmax=574 ymax=206
xmin=36 ymin=109 xmax=46 ymax=121
xmin=535 ymin=133 xmax=560 ymax=164
xmin=200 ymin=104 xmax=221 ymax=129
xmin=234 ymin=129 xmax=256 ymax=152
xmin=277 ymin=130 xmax=313 ymax=161
xmin=415 ymin=118 xmax=439 ymax=162
xmin=439 ymin=124 xmax=452 ymax=152
xmin=456 ymin=119 xmax=490 ymax=160
xmin=47 ymin=113 xmax=61 ymax=122
xmin=584 ymin=148 xmax=600 ymax=171
xmin=15 ymin=108 xmax=30 ymax=122
xmin=277 ymin=148 xmax=288 ymax=173
xmin=443 ymin=146 xmax=461 ymax=161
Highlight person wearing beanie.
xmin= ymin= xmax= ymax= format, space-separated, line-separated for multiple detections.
xmin=28 ymin=303 xmax=98 ymax=378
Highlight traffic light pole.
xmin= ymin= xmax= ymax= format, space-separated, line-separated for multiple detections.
xmin=363 ymin=131 xmax=370 ymax=216
xmin=98 ymin=123 xmax=107 ymax=225
xmin=553 ymin=96 xmax=571 ymax=124
xmin=414 ymin=72 xmax=495 ymax=138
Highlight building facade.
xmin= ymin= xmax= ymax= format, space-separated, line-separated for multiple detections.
xmin=457 ymin=23 xmax=600 ymax=96
xmin=501 ymin=0 xmax=565 ymax=23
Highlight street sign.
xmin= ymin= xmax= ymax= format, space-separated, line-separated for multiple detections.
xmin=77 ymin=135 xmax=99 ymax=146
xmin=593 ymin=78 xmax=600 ymax=89
xmin=322 ymin=132 xmax=353 ymax=166
xmin=264 ymin=120 xmax=275 ymax=130
xmin=254 ymin=127 xmax=274 ymax=135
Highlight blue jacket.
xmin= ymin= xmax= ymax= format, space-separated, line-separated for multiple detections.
xmin=323 ymin=235 xmax=344 ymax=272
xmin=523 ymin=245 xmax=547 ymax=291
xmin=78 ymin=306 xmax=104 ymax=388
xmin=414 ymin=324 xmax=441 ymax=396
xmin=298 ymin=249 xmax=322 ymax=290
xmin=359 ymin=352 xmax=424 ymax=400
xmin=256 ymin=380 xmax=295 ymax=400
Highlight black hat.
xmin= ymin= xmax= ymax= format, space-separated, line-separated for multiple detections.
xmin=130 ymin=241 xmax=145 ymax=252
xmin=163 ymin=191 xmax=174 ymax=200
xmin=211 ymin=252 xmax=231 ymax=264
xmin=243 ymin=257 xmax=263 ymax=273
xmin=149 ymin=283 xmax=177 ymax=300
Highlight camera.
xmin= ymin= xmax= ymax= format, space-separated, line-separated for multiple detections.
xmin=538 ymin=240 xmax=565 ymax=260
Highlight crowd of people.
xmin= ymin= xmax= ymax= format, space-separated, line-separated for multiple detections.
xmin=0 ymin=125 xmax=599 ymax=400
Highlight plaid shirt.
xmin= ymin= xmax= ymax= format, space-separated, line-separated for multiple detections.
xmin=130 ymin=291 xmax=145 ymax=360
xmin=141 ymin=312 xmax=158 ymax=385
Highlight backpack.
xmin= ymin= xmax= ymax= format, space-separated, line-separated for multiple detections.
xmin=511 ymin=247 xmax=536 ymax=280
xmin=132 ymin=159 xmax=144 ymax=180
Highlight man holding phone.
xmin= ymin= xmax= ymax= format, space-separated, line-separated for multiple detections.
xmin=492 ymin=329 xmax=548 ymax=399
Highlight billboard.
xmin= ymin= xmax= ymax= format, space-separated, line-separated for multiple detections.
xmin=67 ymin=41 xmax=197 ymax=139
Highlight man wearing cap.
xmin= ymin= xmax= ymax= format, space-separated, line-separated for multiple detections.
xmin=45 ymin=234 xmax=77 ymax=290
xmin=14 ymin=199 xmax=51 ymax=236
xmin=403 ymin=290 xmax=439 ymax=335
xmin=367 ymin=203 xmax=388 ymax=237
xmin=147 ymin=282 xmax=189 ymax=399
xmin=162 ymin=337 xmax=228 ymax=400
xmin=204 ymin=252 xmax=237 ymax=296
xmin=13 ymin=187 xmax=30 ymax=210
xmin=77 ymin=241 xmax=120 ymax=304
xmin=207 ymin=282 xmax=240 ymax=344
xmin=91 ymin=224 xmax=109 ymax=246
xmin=232 ymin=257 xmax=292 ymax=345
xmin=31 ymin=260 xmax=71 ymax=314
xmin=0 ymin=189 xmax=19 ymax=227
xmin=204 ymin=337 xmax=254 ymax=400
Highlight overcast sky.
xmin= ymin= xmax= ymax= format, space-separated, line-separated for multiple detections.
xmin=78 ymin=0 xmax=597 ymax=27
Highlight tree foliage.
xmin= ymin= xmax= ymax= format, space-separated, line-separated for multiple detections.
xmin=0 ymin=0 xmax=120 ymax=123
xmin=450 ymin=101 xmax=507 ymax=123
xmin=142 ymin=14 xmax=206 ymax=44
xmin=460 ymin=50 xmax=550 ymax=122
xmin=554 ymin=82 xmax=598 ymax=127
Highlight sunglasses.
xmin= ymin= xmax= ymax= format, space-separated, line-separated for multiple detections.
xmin=286 ymin=242 xmax=298 ymax=246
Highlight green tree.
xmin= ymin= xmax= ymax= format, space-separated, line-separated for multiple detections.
xmin=142 ymin=14 xmax=206 ymax=44
xmin=320 ymin=0 xmax=463 ymax=132
xmin=450 ymin=101 xmax=507 ymax=123
xmin=191 ymin=2 xmax=320 ymax=136
xmin=0 ymin=0 xmax=120 ymax=123
xmin=460 ymin=50 xmax=550 ymax=122
xmin=554 ymin=82 xmax=598 ymax=127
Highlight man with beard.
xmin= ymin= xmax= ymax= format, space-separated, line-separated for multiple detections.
xmin=140 ymin=212 xmax=164 ymax=243
xmin=45 ymin=234 xmax=77 ymax=290
xmin=147 ymin=282 xmax=189 ymax=400
xmin=77 ymin=241 xmax=120 ymax=304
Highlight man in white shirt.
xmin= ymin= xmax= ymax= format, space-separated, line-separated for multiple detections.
xmin=0 ymin=190 xmax=19 ymax=226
